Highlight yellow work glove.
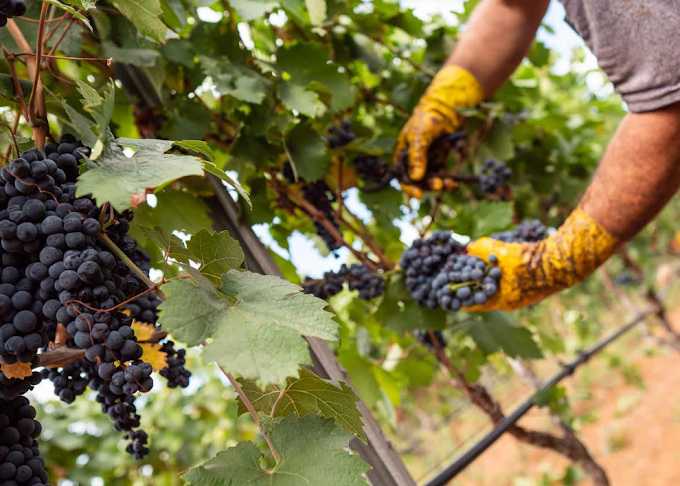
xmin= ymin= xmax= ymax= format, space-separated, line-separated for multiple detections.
xmin=395 ymin=65 xmax=484 ymax=198
xmin=465 ymin=208 xmax=622 ymax=311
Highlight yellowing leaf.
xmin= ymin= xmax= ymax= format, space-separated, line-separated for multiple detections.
xmin=132 ymin=320 xmax=157 ymax=342
xmin=140 ymin=343 xmax=168 ymax=371
xmin=1 ymin=362 xmax=32 ymax=379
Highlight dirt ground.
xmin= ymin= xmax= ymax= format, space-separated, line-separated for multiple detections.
xmin=447 ymin=305 xmax=680 ymax=486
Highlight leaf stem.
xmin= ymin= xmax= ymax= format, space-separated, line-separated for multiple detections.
xmin=270 ymin=389 xmax=288 ymax=417
xmin=98 ymin=232 xmax=167 ymax=302
xmin=219 ymin=366 xmax=281 ymax=463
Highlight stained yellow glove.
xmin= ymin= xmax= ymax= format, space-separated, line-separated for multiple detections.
xmin=396 ymin=66 xmax=484 ymax=198
xmin=465 ymin=209 xmax=621 ymax=311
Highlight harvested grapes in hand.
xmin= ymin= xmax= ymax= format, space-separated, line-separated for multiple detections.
xmin=490 ymin=220 xmax=547 ymax=242
xmin=400 ymin=231 xmax=501 ymax=312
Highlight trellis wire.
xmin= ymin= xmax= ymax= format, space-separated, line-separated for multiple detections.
xmin=423 ymin=306 xmax=657 ymax=486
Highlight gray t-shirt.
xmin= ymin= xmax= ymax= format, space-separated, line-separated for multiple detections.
xmin=559 ymin=0 xmax=680 ymax=112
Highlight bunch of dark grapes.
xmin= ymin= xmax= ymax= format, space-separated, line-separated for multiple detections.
xmin=303 ymin=263 xmax=384 ymax=301
xmin=0 ymin=367 xmax=41 ymax=401
xmin=352 ymin=154 xmax=388 ymax=183
xmin=325 ymin=121 xmax=355 ymax=148
xmin=158 ymin=342 xmax=191 ymax=389
xmin=490 ymin=220 xmax=547 ymax=243
xmin=0 ymin=395 xmax=53 ymax=486
xmin=0 ymin=134 xmax=155 ymax=460
xmin=414 ymin=330 xmax=446 ymax=348
xmin=0 ymin=0 xmax=27 ymax=28
xmin=301 ymin=181 xmax=341 ymax=252
xmin=123 ymin=244 xmax=191 ymax=390
xmin=303 ymin=272 xmax=344 ymax=300
xmin=400 ymin=231 xmax=501 ymax=311
xmin=478 ymin=159 xmax=512 ymax=194
xmin=41 ymin=358 xmax=93 ymax=404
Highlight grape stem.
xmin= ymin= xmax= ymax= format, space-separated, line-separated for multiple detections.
xmin=27 ymin=3 xmax=49 ymax=150
xmin=219 ymin=364 xmax=281 ymax=463
xmin=98 ymin=233 xmax=167 ymax=302
xmin=6 ymin=19 xmax=48 ymax=149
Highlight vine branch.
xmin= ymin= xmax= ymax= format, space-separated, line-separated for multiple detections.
xmin=427 ymin=332 xmax=610 ymax=486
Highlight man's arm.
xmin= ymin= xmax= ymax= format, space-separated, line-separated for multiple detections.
xmin=448 ymin=0 xmax=551 ymax=96
xmin=467 ymin=101 xmax=680 ymax=311
xmin=581 ymin=101 xmax=680 ymax=240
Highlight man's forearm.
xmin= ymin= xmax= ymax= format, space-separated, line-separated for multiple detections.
xmin=580 ymin=101 xmax=680 ymax=241
xmin=447 ymin=0 xmax=550 ymax=96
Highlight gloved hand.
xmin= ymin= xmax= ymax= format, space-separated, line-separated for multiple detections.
xmin=395 ymin=65 xmax=484 ymax=198
xmin=465 ymin=208 xmax=621 ymax=311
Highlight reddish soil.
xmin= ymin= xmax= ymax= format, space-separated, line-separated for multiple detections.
xmin=448 ymin=306 xmax=680 ymax=486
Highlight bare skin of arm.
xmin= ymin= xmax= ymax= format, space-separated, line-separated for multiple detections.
xmin=580 ymin=101 xmax=680 ymax=241
xmin=447 ymin=0 xmax=551 ymax=96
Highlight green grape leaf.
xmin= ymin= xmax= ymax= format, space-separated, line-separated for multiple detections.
xmin=305 ymin=0 xmax=326 ymax=25
xmin=0 ymin=74 xmax=32 ymax=100
xmin=202 ymin=161 xmax=252 ymax=208
xmin=278 ymin=43 xmax=355 ymax=116
xmin=186 ymin=229 xmax=245 ymax=284
xmin=172 ymin=140 xmax=215 ymax=161
xmin=137 ymin=225 xmax=195 ymax=263
xmin=374 ymin=273 xmax=447 ymax=333
xmin=236 ymin=368 xmax=366 ymax=442
xmin=72 ymin=0 xmax=97 ymax=9
xmin=183 ymin=415 xmax=369 ymax=486
xmin=200 ymin=57 xmax=270 ymax=105
xmin=160 ymin=271 xmax=338 ymax=384
xmin=112 ymin=0 xmax=168 ymax=42
xmin=43 ymin=0 xmax=93 ymax=31
xmin=227 ymin=0 xmax=279 ymax=21
xmin=456 ymin=312 xmax=543 ymax=359
xmin=131 ymin=189 xmax=212 ymax=236
xmin=102 ymin=43 xmax=160 ymax=67
xmin=472 ymin=201 xmax=514 ymax=238
xmin=285 ymin=122 xmax=330 ymax=181
xmin=75 ymin=79 xmax=115 ymax=140
xmin=76 ymin=133 xmax=204 ymax=209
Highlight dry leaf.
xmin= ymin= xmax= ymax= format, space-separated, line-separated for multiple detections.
xmin=132 ymin=320 xmax=157 ymax=342
xmin=139 ymin=343 xmax=168 ymax=371
xmin=1 ymin=362 xmax=32 ymax=379
xmin=39 ymin=347 xmax=86 ymax=368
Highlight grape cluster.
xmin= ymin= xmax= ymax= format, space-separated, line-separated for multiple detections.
xmin=352 ymin=154 xmax=389 ymax=183
xmin=414 ymin=330 xmax=446 ymax=348
xmin=400 ymin=231 xmax=501 ymax=311
xmin=301 ymin=182 xmax=341 ymax=252
xmin=41 ymin=359 xmax=93 ymax=404
xmin=0 ymin=0 xmax=27 ymax=28
xmin=0 ymin=368 xmax=41 ymax=402
xmin=159 ymin=342 xmax=191 ymax=389
xmin=123 ymin=246 xmax=191 ymax=389
xmin=490 ymin=220 xmax=547 ymax=243
xmin=0 ymin=396 xmax=52 ymax=486
xmin=325 ymin=121 xmax=355 ymax=148
xmin=303 ymin=263 xmax=384 ymax=301
xmin=478 ymin=159 xmax=512 ymax=194
xmin=0 ymin=135 xmax=152 ymax=459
